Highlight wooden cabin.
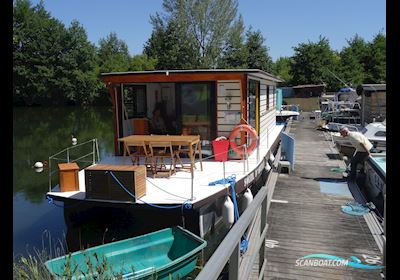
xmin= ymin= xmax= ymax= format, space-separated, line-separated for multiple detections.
xmin=359 ymin=84 xmax=386 ymax=125
xmin=292 ymin=84 xmax=326 ymax=98
xmin=101 ymin=69 xmax=283 ymax=157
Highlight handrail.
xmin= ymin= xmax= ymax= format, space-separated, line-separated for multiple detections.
xmin=48 ymin=139 xmax=100 ymax=192
xmin=196 ymin=167 xmax=278 ymax=280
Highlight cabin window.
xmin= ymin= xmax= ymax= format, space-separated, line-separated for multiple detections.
xmin=266 ymin=85 xmax=270 ymax=110
xmin=248 ymin=80 xmax=260 ymax=133
xmin=122 ymin=85 xmax=147 ymax=118
xmin=271 ymin=86 xmax=276 ymax=109
xmin=374 ymin=131 xmax=386 ymax=137
xmin=176 ymin=82 xmax=216 ymax=141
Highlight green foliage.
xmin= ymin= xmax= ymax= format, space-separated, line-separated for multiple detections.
xmin=144 ymin=17 xmax=199 ymax=69
xmin=290 ymin=36 xmax=341 ymax=91
xmin=144 ymin=0 xmax=241 ymax=69
xmin=13 ymin=0 xmax=103 ymax=106
xmin=130 ymin=54 xmax=158 ymax=71
xmin=98 ymin=32 xmax=131 ymax=73
xmin=365 ymin=32 xmax=386 ymax=83
xmin=219 ymin=15 xmax=248 ymax=68
xmin=272 ymin=57 xmax=292 ymax=85
xmin=244 ymin=28 xmax=273 ymax=72
xmin=337 ymin=34 xmax=367 ymax=86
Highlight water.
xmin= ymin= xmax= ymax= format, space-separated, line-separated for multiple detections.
xmin=13 ymin=106 xmax=115 ymax=258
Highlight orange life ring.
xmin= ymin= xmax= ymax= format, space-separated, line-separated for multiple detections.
xmin=229 ymin=124 xmax=258 ymax=156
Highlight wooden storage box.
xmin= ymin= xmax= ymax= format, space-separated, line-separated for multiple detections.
xmin=84 ymin=164 xmax=146 ymax=201
xmin=58 ymin=162 xmax=80 ymax=192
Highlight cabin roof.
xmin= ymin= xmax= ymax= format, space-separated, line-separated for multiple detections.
xmin=292 ymin=84 xmax=326 ymax=89
xmin=101 ymin=69 xmax=283 ymax=83
xmin=361 ymin=84 xmax=386 ymax=92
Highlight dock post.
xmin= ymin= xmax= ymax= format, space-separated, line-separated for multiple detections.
xmin=92 ymin=140 xmax=95 ymax=165
xmin=223 ymin=161 xmax=226 ymax=180
xmin=67 ymin=149 xmax=70 ymax=163
xmin=190 ymin=166 xmax=194 ymax=201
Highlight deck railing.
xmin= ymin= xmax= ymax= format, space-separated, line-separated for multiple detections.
xmin=196 ymin=148 xmax=279 ymax=280
xmin=48 ymin=139 xmax=100 ymax=191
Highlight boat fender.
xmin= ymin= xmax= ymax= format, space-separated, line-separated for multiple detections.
xmin=71 ymin=135 xmax=77 ymax=145
xmin=229 ymin=124 xmax=258 ymax=156
xmin=241 ymin=188 xmax=253 ymax=212
xmin=269 ymin=153 xmax=275 ymax=163
xmin=34 ymin=161 xmax=43 ymax=168
xmin=34 ymin=167 xmax=44 ymax=173
xmin=222 ymin=196 xmax=235 ymax=228
xmin=265 ymin=162 xmax=271 ymax=172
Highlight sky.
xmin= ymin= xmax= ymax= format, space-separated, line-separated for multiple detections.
xmin=30 ymin=0 xmax=386 ymax=62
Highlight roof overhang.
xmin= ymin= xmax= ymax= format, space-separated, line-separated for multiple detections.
xmin=101 ymin=69 xmax=283 ymax=84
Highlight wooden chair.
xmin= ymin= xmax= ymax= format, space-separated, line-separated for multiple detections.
xmin=125 ymin=141 xmax=151 ymax=169
xmin=174 ymin=135 xmax=200 ymax=172
xmin=148 ymin=141 xmax=176 ymax=178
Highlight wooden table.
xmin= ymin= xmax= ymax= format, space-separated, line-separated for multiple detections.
xmin=118 ymin=135 xmax=203 ymax=171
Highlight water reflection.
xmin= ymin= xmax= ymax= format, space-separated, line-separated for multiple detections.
xmin=13 ymin=106 xmax=114 ymax=256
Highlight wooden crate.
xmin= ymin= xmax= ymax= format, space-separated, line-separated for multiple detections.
xmin=85 ymin=164 xmax=146 ymax=201
xmin=58 ymin=162 xmax=80 ymax=192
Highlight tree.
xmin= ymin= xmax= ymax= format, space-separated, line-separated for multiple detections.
xmin=365 ymin=32 xmax=386 ymax=83
xmin=13 ymin=0 xmax=66 ymax=105
xmin=338 ymin=34 xmax=368 ymax=87
xmin=58 ymin=20 xmax=102 ymax=105
xmin=144 ymin=18 xmax=199 ymax=69
xmin=13 ymin=0 xmax=102 ymax=105
xmin=244 ymin=28 xmax=273 ymax=72
xmin=219 ymin=15 xmax=248 ymax=68
xmin=272 ymin=57 xmax=292 ymax=85
xmin=97 ymin=32 xmax=131 ymax=73
xmin=130 ymin=54 xmax=157 ymax=71
xmin=290 ymin=36 xmax=340 ymax=91
xmin=145 ymin=0 xmax=240 ymax=68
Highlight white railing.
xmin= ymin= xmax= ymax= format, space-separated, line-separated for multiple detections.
xmin=48 ymin=139 xmax=100 ymax=191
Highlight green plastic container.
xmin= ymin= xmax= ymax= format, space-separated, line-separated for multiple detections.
xmin=45 ymin=226 xmax=207 ymax=279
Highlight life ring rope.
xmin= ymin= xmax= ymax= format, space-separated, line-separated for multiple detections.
xmin=229 ymin=124 xmax=258 ymax=156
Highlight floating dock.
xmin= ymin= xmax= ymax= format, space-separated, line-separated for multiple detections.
xmin=262 ymin=113 xmax=383 ymax=279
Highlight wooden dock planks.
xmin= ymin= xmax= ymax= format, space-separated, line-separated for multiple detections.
xmin=261 ymin=113 xmax=383 ymax=280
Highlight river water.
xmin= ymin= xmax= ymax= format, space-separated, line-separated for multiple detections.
xmin=13 ymin=106 xmax=115 ymax=258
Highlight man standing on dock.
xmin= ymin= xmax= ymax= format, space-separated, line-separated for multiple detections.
xmin=339 ymin=127 xmax=373 ymax=181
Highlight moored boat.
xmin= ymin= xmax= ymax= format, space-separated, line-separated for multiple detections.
xmin=45 ymin=226 xmax=207 ymax=280
xmin=45 ymin=69 xmax=284 ymax=249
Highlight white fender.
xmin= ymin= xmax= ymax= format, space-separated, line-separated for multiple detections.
xmin=241 ymin=188 xmax=253 ymax=212
xmin=72 ymin=137 xmax=78 ymax=145
xmin=269 ymin=153 xmax=275 ymax=163
xmin=34 ymin=167 xmax=44 ymax=173
xmin=34 ymin=161 xmax=43 ymax=168
xmin=222 ymin=196 xmax=234 ymax=228
xmin=265 ymin=162 xmax=271 ymax=172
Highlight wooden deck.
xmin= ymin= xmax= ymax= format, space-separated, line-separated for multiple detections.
xmin=262 ymin=113 xmax=383 ymax=279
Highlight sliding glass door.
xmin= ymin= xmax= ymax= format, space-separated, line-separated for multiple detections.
xmin=176 ymin=82 xmax=216 ymax=141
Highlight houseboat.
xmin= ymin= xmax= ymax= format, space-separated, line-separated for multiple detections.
xmin=46 ymin=69 xmax=284 ymax=248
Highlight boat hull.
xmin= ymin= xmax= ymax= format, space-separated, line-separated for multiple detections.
xmin=45 ymin=226 xmax=207 ymax=280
